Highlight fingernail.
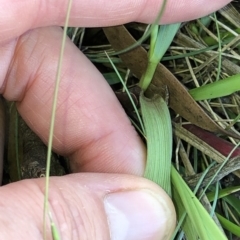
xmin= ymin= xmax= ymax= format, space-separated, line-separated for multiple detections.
xmin=104 ymin=190 xmax=171 ymax=240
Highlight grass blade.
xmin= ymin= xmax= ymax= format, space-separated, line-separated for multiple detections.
xmin=43 ymin=0 xmax=73 ymax=239
xmin=139 ymin=23 xmax=180 ymax=90
xmin=189 ymin=73 xmax=240 ymax=101
xmin=140 ymin=93 xmax=172 ymax=196
xmin=171 ymin=166 xmax=227 ymax=239
xmin=217 ymin=214 xmax=240 ymax=237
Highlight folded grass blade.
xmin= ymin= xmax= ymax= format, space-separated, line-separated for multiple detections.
xmin=140 ymin=93 xmax=172 ymax=196
xmin=171 ymin=166 xmax=227 ymax=239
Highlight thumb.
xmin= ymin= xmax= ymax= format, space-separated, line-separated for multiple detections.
xmin=0 ymin=173 xmax=176 ymax=240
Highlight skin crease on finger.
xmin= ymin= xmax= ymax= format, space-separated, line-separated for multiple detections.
xmin=0 ymin=0 xmax=232 ymax=44
xmin=0 ymin=173 xmax=176 ymax=239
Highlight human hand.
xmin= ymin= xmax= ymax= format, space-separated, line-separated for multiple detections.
xmin=0 ymin=0 xmax=232 ymax=239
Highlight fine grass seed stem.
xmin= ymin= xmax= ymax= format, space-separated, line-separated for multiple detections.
xmin=43 ymin=0 xmax=73 ymax=239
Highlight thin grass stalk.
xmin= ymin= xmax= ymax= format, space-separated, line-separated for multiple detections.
xmin=43 ymin=0 xmax=73 ymax=239
xmin=200 ymin=142 xmax=240 ymax=199
xmin=105 ymin=53 xmax=145 ymax=134
xmin=213 ymin=12 xmax=223 ymax=81
xmin=102 ymin=0 xmax=168 ymax=57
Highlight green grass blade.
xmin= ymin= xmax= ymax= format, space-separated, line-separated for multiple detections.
xmin=51 ymin=223 xmax=61 ymax=240
xmin=213 ymin=12 xmax=222 ymax=82
xmin=171 ymin=185 xmax=198 ymax=240
xmin=140 ymin=93 xmax=172 ymax=196
xmin=49 ymin=212 xmax=61 ymax=240
xmin=207 ymin=186 xmax=240 ymax=202
xmin=171 ymin=166 xmax=227 ymax=239
xmin=105 ymin=53 xmax=145 ymax=134
xmin=104 ymin=0 xmax=168 ymax=57
xmin=150 ymin=23 xmax=181 ymax=62
xmin=217 ymin=214 xmax=240 ymax=237
xmin=139 ymin=23 xmax=180 ymax=91
xmin=223 ymin=194 xmax=240 ymax=216
xmin=189 ymin=73 xmax=240 ymax=101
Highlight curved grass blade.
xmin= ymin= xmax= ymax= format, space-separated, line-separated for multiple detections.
xmin=171 ymin=166 xmax=228 ymax=240
xmin=140 ymin=93 xmax=172 ymax=196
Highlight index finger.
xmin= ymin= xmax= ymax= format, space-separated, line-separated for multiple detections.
xmin=1 ymin=0 xmax=232 ymax=43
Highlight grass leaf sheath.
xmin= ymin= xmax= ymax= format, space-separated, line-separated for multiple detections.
xmin=140 ymin=93 xmax=172 ymax=196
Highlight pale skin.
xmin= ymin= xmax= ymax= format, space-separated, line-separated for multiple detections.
xmin=0 ymin=0 xmax=232 ymax=239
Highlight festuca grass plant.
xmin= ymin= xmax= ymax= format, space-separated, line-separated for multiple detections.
xmin=38 ymin=1 xmax=240 ymax=239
